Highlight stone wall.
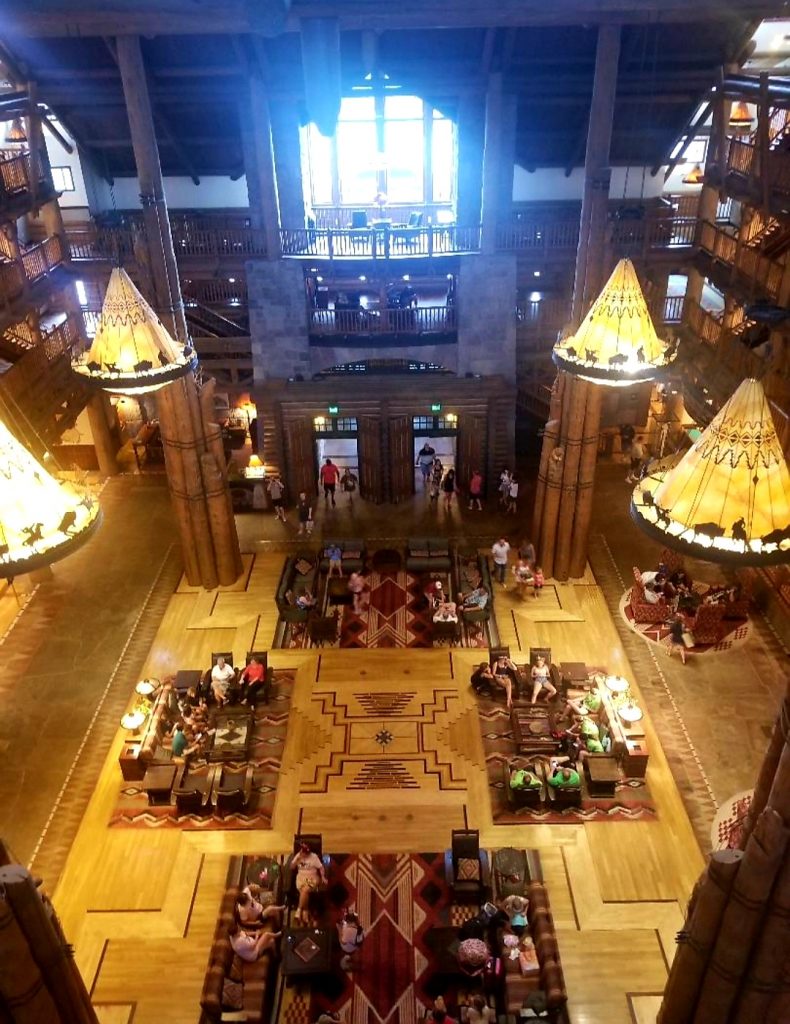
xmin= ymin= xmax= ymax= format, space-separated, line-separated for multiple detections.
xmin=456 ymin=252 xmax=518 ymax=377
xmin=246 ymin=259 xmax=310 ymax=381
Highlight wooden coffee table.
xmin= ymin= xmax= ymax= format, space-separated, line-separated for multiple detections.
xmin=208 ymin=709 xmax=252 ymax=762
xmin=510 ymin=705 xmax=562 ymax=756
xmin=583 ymin=755 xmax=620 ymax=797
xmin=560 ymin=662 xmax=589 ymax=685
xmin=281 ymin=927 xmax=334 ymax=980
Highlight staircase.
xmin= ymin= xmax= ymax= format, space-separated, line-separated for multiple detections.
xmin=184 ymin=300 xmax=248 ymax=338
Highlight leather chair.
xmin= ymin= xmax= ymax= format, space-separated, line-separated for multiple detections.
xmin=446 ymin=829 xmax=488 ymax=904
xmin=173 ymin=764 xmax=218 ymax=815
xmin=212 ymin=764 xmax=254 ymax=816
xmin=201 ymin=652 xmax=237 ymax=703
xmin=242 ymin=651 xmax=272 ymax=704
xmin=308 ymin=613 xmax=338 ymax=647
xmin=433 ymin=618 xmax=460 ymax=646
xmin=348 ymin=209 xmax=369 ymax=244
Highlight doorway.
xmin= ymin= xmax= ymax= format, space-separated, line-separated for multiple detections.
xmin=316 ymin=436 xmax=359 ymax=481
xmin=412 ymin=414 xmax=457 ymax=492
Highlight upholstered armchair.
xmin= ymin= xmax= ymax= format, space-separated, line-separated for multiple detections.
xmin=212 ymin=764 xmax=254 ymax=816
xmin=446 ymin=829 xmax=489 ymax=904
xmin=629 ymin=567 xmax=669 ymax=624
xmin=688 ymin=602 xmax=726 ymax=645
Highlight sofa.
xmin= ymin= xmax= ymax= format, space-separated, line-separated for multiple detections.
xmin=687 ymin=601 xmax=726 ymax=645
xmin=200 ymin=858 xmax=278 ymax=1023
xmin=406 ymin=537 xmax=452 ymax=573
xmin=629 ymin=566 xmax=670 ymax=624
xmin=275 ymin=554 xmax=320 ymax=623
xmin=318 ymin=539 xmax=365 ymax=573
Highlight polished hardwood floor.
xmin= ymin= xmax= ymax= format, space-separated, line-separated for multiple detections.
xmin=52 ymin=551 xmax=703 ymax=1024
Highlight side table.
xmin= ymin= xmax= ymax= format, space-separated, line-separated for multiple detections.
xmin=583 ymin=755 xmax=620 ymax=797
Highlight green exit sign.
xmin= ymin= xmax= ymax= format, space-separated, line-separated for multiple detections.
xmin=328 ymin=404 xmax=339 ymax=415
xmin=431 ymin=403 xmax=442 ymax=413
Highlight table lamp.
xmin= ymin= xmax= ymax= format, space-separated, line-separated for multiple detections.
xmin=618 ymin=700 xmax=644 ymax=724
xmin=120 ymin=709 xmax=147 ymax=733
xmin=135 ymin=678 xmax=159 ymax=698
xmin=605 ymin=674 xmax=629 ymax=694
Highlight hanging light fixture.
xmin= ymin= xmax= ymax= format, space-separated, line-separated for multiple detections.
xmin=6 ymin=117 xmax=27 ymax=143
xmin=681 ymin=163 xmax=704 ymax=186
xmin=552 ymin=258 xmax=677 ymax=386
xmin=72 ymin=268 xmax=196 ymax=394
xmin=631 ymin=378 xmax=790 ymax=565
xmin=0 ymin=420 xmax=101 ymax=579
xmin=729 ymin=101 xmax=754 ymax=133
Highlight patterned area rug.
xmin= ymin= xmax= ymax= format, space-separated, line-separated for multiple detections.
xmin=478 ymin=700 xmax=657 ymax=824
xmin=277 ymin=853 xmax=479 ymax=1024
xmin=619 ymin=591 xmax=750 ymax=655
xmin=108 ymin=670 xmax=294 ymax=830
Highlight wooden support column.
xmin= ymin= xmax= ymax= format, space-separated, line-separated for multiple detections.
xmin=87 ymin=392 xmax=120 ymax=476
xmin=480 ymin=72 xmax=503 ymax=254
xmin=247 ymin=74 xmax=283 ymax=259
xmin=115 ymin=34 xmax=187 ymax=342
xmin=533 ymin=23 xmax=619 ymax=581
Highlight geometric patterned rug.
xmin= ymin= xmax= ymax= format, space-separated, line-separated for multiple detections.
xmin=107 ymin=670 xmax=294 ymax=830
xmin=276 ymin=852 xmax=479 ymax=1024
xmin=479 ymin=700 xmax=658 ymax=824
xmin=619 ymin=591 xmax=751 ymax=655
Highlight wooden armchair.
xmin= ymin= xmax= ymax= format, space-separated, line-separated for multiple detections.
xmin=212 ymin=764 xmax=254 ymax=816
xmin=446 ymin=828 xmax=489 ymax=905
xmin=173 ymin=764 xmax=218 ymax=816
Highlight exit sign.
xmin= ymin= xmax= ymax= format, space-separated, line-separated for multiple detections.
xmin=328 ymin=404 xmax=339 ymax=415
xmin=431 ymin=403 xmax=442 ymax=413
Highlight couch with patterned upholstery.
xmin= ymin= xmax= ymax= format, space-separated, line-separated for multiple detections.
xmin=628 ymin=566 xmax=670 ymax=624
xmin=406 ymin=537 xmax=452 ymax=573
xmin=318 ymin=539 xmax=365 ymax=573
xmin=275 ymin=554 xmax=320 ymax=623
xmin=200 ymin=857 xmax=278 ymax=1023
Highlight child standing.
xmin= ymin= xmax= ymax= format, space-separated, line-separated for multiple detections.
xmin=532 ymin=566 xmax=545 ymax=598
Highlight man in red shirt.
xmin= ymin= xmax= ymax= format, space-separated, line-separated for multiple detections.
xmin=319 ymin=458 xmax=341 ymax=507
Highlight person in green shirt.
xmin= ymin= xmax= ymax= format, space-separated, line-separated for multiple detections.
xmin=170 ymin=722 xmax=187 ymax=758
xmin=548 ymin=766 xmax=580 ymax=788
xmin=510 ymin=767 xmax=541 ymax=790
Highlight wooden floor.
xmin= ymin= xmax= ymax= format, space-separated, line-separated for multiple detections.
xmin=52 ymin=553 xmax=703 ymax=1024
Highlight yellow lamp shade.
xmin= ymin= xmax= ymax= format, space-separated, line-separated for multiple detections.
xmin=552 ymin=258 xmax=676 ymax=386
xmin=72 ymin=268 xmax=196 ymax=393
xmin=120 ymin=709 xmax=147 ymax=731
xmin=0 ymin=421 xmax=101 ymax=578
xmin=729 ymin=101 xmax=754 ymax=131
xmin=6 ymin=118 xmax=27 ymax=143
xmin=631 ymin=379 xmax=790 ymax=565
xmin=682 ymin=163 xmax=704 ymax=185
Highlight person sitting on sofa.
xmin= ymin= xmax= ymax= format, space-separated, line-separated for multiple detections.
xmin=464 ymin=995 xmax=496 ymax=1024
xmin=234 ymin=888 xmax=285 ymax=930
xmin=493 ymin=654 xmax=520 ymax=709
xmin=470 ymin=662 xmax=495 ymax=697
xmin=501 ymin=893 xmax=530 ymax=930
xmin=425 ymin=578 xmax=445 ymax=607
xmin=459 ymin=586 xmax=489 ymax=611
xmin=239 ymin=656 xmax=267 ymax=705
xmin=296 ymin=589 xmax=317 ymax=610
xmin=509 ymin=766 xmax=541 ymax=792
xmin=290 ymin=842 xmax=327 ymax=925
xmin=548 ymin=765 xmax=581 ymax=788
xmin=169 ymin=722 xmax=188 ymax=759
xmin=229 ymin=921 xmax=281 ymax=962
xmin=211 ymin=656 xmax=236 ymax=707
xmin=326 ymin=543 xmax=343 ymax=578
xmin=433 ymin=597 xmax=458 ymax=622
xmin=530 ymin=654 xmax=557 ymax=704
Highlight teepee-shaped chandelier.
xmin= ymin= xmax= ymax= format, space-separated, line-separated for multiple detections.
xmin=0 ymin=420 xmax=101 ymax=578
xmin=631 ymin=378 xmax=790 ymax=565
xmin=552 ymin=258 xmax=677 ymax=387
xmin=72 ymin=268 xmax=196 ymax=394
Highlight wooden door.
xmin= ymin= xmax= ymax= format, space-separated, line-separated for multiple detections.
xmin=457 ymin=415 xmax=487 ymax=495
xmin=357 ymin=416 xmax=383 ymax=503
xmin=285 ymin=417 xmax=317 ymax=500
xmin=388 ymin=415 xmax=414 ymax=504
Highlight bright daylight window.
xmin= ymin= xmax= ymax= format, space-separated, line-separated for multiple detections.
xmin=51 ymin=166 xmax=75 ymax=192
xmin=304 ymin=94 xmax=455 ymax=208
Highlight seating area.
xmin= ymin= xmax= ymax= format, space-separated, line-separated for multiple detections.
xmin=406 ymin=536 xmax=453 ymax=573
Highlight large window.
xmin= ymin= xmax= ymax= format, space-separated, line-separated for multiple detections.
xmin=303 ymin=94 xmax=455 ymax=209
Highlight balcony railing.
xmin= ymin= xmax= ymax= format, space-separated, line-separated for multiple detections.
xmin=282 ymin=224 xmax=481 ymax=259
xmin=723 ymin=136 xmax=790 ymax=205
xmin=698 ymin=220 xmax=784 ymax=301
xmin=181 ymin=277 xmax=247 ymax=306
xmin=67 ymin=225 xmax=267 ymax=262
xmin=0 ymin=148 xmax=51 ymax=206
xmin=309 ymin=305 xmax=456 ymax=337
xmin=497 ymin=214 xmax=697 ymax=255
xmin=0 ymin=236 xmax=66 ymax=310
xmin=310 ymin=203 xmax=454 ymax=231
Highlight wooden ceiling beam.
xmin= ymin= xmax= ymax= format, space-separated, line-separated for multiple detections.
xmin=1 ymin=0 xmax=777 ymax=35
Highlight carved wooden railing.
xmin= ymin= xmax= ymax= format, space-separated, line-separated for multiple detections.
xmin=724 ymin=136 xmax=790 ymax=204
xmin=67 ymin=225 xmax=267 ymax=261
xmin=181 ymin=277 xmax=247 ymax=306
xmin=309 ymin=305 xmax=456 ymax=336
xmin=0 ymin=236 xmax=66 ymax=310
xmin=0 ymin=148 xmax=51 ymax=205
xmin=282 ymin=224 xmax=481 ymax=259
xmin=310 ymin=203 xmax=454 ymax=231
xmin=697 ymin=220 xmax=784 ymax=301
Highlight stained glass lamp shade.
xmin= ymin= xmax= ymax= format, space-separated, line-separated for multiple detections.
xmin=631 ymin=379 xmax=790 ymax=565
xmin=0 ymin=422 xmax=100 ymax=578
xmin=72 ymin=268 xmax=196 ymax=393
xmin=729 ymin=101 xmax=754 ymax=132
xmin=552 ymin=259 xmax=676 ymax=386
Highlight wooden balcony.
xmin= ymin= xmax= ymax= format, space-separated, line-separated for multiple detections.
xmin=192 ymin=335 xmax=253 ymax=389
xmin=67 ymin=224 xmax=267 ymax=264
xmin=0 ymin=236 xmax=67 ymax=320
xmin=310 ymin=203 xmax=454 ymax=231
xmin=710 ymin=128 xmax=790 ymax=219
xmin=309 ymin=304 xmax=456 ymax=343
xmin=0 ymin=148 xmax=54 ymax=216
xmin=282 ymin=224 xmax=481 ymax=260
xmin=697 ymin=220 xmax=784 ymax=303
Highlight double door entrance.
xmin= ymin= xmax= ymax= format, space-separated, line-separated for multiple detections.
xmin=285 ymin=412 xmax=487 ymax=505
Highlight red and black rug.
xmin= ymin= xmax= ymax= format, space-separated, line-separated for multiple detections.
xmin=478 ymin=700 xmax=657 ymax=824
xmin=108 ymin=671 xmax=294 ymax=830
xmin=277 ymin=852 xmax=479 ymax=1024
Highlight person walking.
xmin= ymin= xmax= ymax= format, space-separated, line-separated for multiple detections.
xmin=491 ymin=536 xmax=511 ymax=587
xmin=297 ymin=492 xmax=313 ymax=536
xmin=320 ymin=458 xmax=341 ymax=506
xmin=430 ymin=458 xmax=443 ymax=503
xmin=442 ymin=468 xmax=457 ymax=510
xmin=468 ymin=469 xmax=483 ymax=511
xmin=416 ymin=442 xmax=436 ymax=486
xmin=626 ymin=439 xmax=645 ymax=483
xmin=498 ymin=469 xmax=511 ymax=507
xmin=340 ymin=467 xmax=358 ymax=503
xmin=337 ymin=908 xmax=364 ymax=971
xmin=507 ymin=475 xmax=519 ymax=515
xmin=267 ymin=474 xmax=286 ymax=522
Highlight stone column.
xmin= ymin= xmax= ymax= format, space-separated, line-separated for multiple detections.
xmin=480 ymin=73 xmax=503 ymax=254
xmin=456 ymin=92 xmax=485 ymax=229
xmin=532 ymin=23 xmax=621 ymax=580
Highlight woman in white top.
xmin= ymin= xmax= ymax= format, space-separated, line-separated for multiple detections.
xmin=290 ymin=843 xmax=327 ymax=925
xmin=530 ymin=655 xmax=557 ymax=704
xmin=210 ymin=656 xmax=236 ymax=707
xmin=229 ymin=924 xmax=281 ymax=962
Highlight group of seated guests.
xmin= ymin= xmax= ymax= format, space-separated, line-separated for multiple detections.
xmin=471 ymin=653 xmax=557 ymax=708
xmin=425 ymin=578 xmax=491 ymax=624
xmin=509 ymin=762 xmax=581 ymax=793
xmin=209 ymin=655 xmax=268 ymax=708
xmin=228 ymin=884 xmax=285 ymax=963
xmin=169 ymin=693 xmax=215 ymax=760
xmin=639 ymin=565 xmax=694 ymax=609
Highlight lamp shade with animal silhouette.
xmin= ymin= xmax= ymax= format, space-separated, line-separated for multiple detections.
xmin=552 ymin=258 xmax=676 ymax=386
xmin=0 ymin=420 xmax=101 ymax=578
xmin=72 ymin=268 xmax=197 ymax=393
xmin=630 ymin=379 xmax=790 ymax=565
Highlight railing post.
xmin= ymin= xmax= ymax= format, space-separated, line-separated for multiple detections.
xmin=427 ymin=225 xmax=433 ymax=258
xmin=328 ymin=230 xmax=334 ymax=260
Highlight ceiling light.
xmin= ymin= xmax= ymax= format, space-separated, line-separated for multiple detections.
xmin=681 ymin=163 xmax=704 ymax=185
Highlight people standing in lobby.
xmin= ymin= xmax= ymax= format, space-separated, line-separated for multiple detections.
xmin=430 ymin=457 xmax=443 ymax=503
xmin=468 ymin=469 xmax=484 ymax=511
xmin=320 ymin=458 xmax=340 ymax=506
xmin=416 ymin=441 xmax=436 ymax=486
xmin=518 ymin=538 xmax=536 ymax=569
xmin=507 ymin=474 xmax=519 ymax=515
xmin=491 ymin=536 xmax=511 ymax=587
xmin=340 ymin=466 xmax=358 ymax=503
xmin=267 ymin=474 xmax=287 ymax=522
xmin=297 ymin=492 xmax=313 ymax=536
xmin=498 ymin=468 xmax=512 ymax=507
xmin=625 ymin=438 xmax=645 ymax=483
xmin=442 ymin=467 xmax=458 ymax=510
